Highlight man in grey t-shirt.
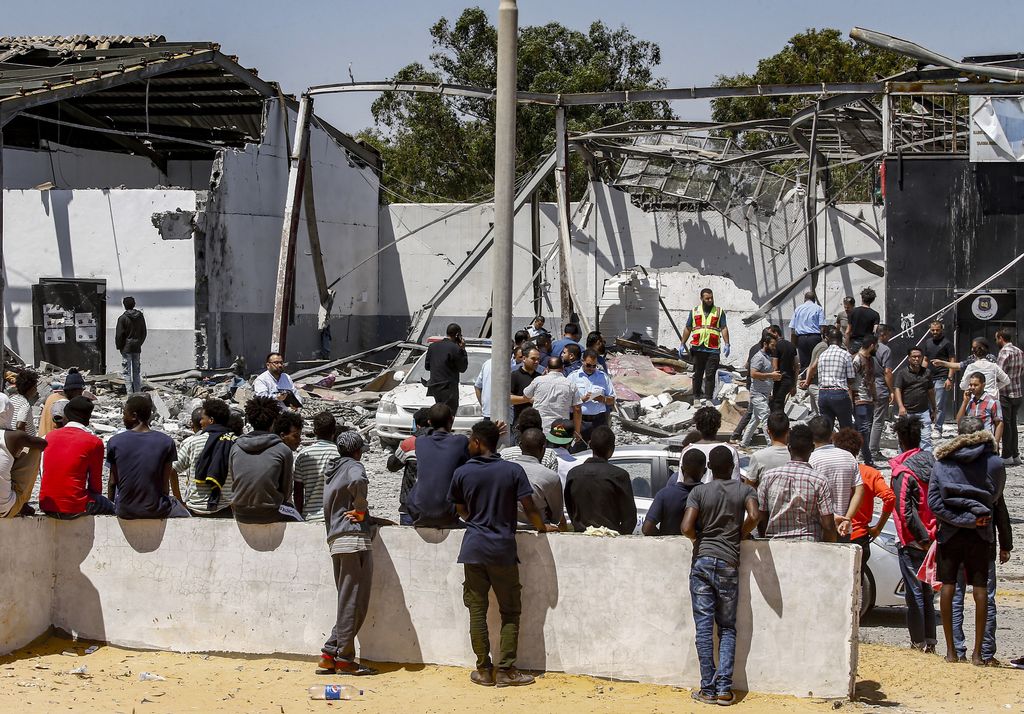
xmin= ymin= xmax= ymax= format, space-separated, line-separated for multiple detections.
xmin=740 ymin=333 xmax=781 ymax=447
xmin=510 ymin=428 xmax=566 ymax=529
xmin=682 ymin=446 xmax=759 ymax=706
xmin=523 ymin=357 xmax=582 ymax=434
xmin=746 ymin=412 xmax=791 ymax=487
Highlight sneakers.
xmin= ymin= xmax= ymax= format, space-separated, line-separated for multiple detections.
xmin=717 ymin=691 xmax=736 ymax=706
xmin=316 ymin=654 xmax=377 ymax=676
xmin=470 ymin=667 xmax=495 ymax=686
xmin=495 ymin=667 xmax=535 ymax=687
xmin=691 ymin=690 xmax=717 ymax=705
xmin=18 ymin=503 xmax=35 ymax=517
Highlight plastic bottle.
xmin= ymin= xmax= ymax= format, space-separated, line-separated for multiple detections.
xmin=307 ymin=685 xmax=363 ymax=701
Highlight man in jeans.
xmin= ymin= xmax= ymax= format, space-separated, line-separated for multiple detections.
xmin=448 ymin=420 xmax=557 ymax=687
xmin=889 ymin=416 xmax=937 ymax=651
xmin=801 ymin=327 xmax=855 ymax=430
xmin=869 ymin=324 xmax=896 ymax=463
xmin=922 ymin=321 xmax=955 ymax=438
xmin=895 ymin=347 xmax=938 ymax=452
xmin=740 ymin=332 xmax=780 ymax=448
xmin=682 ymin=446 xmax=758 ymax=706
xmin=995 ymin=328 xmax=1022 ymax=465
xmin=115 ymin=296 xmax=147 ymax=394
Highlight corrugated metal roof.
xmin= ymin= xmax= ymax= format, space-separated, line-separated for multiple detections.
xmin=0 ymin=35 xmax=166 ymax=51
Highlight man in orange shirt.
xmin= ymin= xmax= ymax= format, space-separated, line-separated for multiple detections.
xmin=833 ymin=427 xmax=894 ymax=568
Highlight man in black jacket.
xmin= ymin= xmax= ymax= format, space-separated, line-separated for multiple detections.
xmin=564 ymin=426 xmax=637 ymax=534
xmin=425 ymin=323 xmax=469 ymax=413
xmin=115 ymin=296 xmax=147 ymax=394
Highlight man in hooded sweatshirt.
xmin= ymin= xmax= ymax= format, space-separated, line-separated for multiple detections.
xmin=889 ymin=415 xmax=938 ymax=652
xmin=229 ymin=395 xmax=302 ymax=523
xmin=929 ymin=415 xmax=1004 ymax=665
xmin=115 ymin=296 xmax=147 ymax=395
xmin=317 ymin=431 xmax=379 ymax=677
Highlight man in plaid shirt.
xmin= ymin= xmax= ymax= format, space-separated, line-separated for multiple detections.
xmin=757 ymin=424 xmax=838 ymax=542
xmin=956 ymin=373 xmax=1003 ymax=449
xmin=996 ymin=328 xmax=1022 ymax=465
xmin=801 ymin=327 xmax=856 ymax=430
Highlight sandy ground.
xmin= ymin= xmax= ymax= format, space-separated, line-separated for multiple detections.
xmin=1 ymin=635 xmax=1021 ymax=714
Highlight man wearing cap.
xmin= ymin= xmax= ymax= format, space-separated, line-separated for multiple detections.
xmin=567 ymin=350 xmax=616 ymax=444
xmin=39 ymin=396 xmax=114 ymax=517
xmin=545 ymin=419 xmax=581 ymax=483
xmin=39 ymin=369 xmax=87 ymax=437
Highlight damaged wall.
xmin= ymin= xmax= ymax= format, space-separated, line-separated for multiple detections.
xmin=378 ymin=184 xmax=885 ymax=353
xmin=201 ymin=98 xmax=380 ymax=370
xmin=1 ymin=188 xmax=199 ymax=374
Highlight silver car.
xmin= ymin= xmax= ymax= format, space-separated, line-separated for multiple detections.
xmin=563 ymin=443 xmax=904 ymax=618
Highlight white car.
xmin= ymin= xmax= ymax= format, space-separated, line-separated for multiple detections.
xmin=374 ymin=341 xmax=492 ymax=449
xmin=564 ymin=443 xmax=904 ymax=618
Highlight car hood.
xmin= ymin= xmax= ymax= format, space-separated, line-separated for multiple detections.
xmin=388 ymin=382 xmax=476 ymax=408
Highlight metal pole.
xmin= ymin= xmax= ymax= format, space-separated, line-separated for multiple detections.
xmin=805 ymin=101 xmax=820 ymax=295
xmin=530 ymin=191 xmax=542 ymax=317
xmin=270 ymin=93 xmax=313 ymax=356
xmin=489 ymin=0 xmax=517 ymax=430
xmin=555 ymin=106 xmax=574 ymax=325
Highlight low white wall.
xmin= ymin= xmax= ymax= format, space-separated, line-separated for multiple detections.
xmin=0 ymin=518 xmax=54 ymax=652
xmin=1 ymin=517 xmax=857 ymax=698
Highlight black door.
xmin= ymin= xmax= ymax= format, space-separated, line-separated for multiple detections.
xmin=954 ymin=290 xmax=1017 ymax=358
xmin=32 ymin=278 xmax=107 ymax=373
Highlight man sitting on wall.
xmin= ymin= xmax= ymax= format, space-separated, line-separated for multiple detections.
xmin=229 ymin=396 xmax=303 ymax=523
xmin=39 ymin=397 xmax=114 ymax=518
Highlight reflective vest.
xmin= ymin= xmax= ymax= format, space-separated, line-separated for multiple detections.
xmin=690 ymin=305 xmax=723 ymax=350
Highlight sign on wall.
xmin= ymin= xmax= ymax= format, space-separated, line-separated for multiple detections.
xmin=970 ymin=96 xmax=1024 ymax=162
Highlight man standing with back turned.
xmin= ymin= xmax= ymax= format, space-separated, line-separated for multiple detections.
xmin=115 ymin=296 xmax=147 ymax=395
xmin=682 ymin=446 xmax=759 ymax=706
xmin=789 ymin=290 xmax=825 ymax=371
xmin=425 ymin=323 xmax=469 ymax=414
xmin=680 ymin=288 xmax=730 ymax=404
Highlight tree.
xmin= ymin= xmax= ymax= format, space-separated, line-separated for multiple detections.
xmin=357 ymin=8 xmax=673 ymax=203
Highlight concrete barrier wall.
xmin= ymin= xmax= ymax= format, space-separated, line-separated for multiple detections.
xmin=0 ymin=518 xmax=54 ymax=652
xmin=1 ymin=517 xmax=858 ymax=699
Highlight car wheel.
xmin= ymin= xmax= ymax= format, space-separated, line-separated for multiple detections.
xmin=860 ymin=567 xmax=876 ymax=620
xmin=378 ymin=437 xmax=401 ymax=450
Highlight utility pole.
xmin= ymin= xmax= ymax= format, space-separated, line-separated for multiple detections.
xmin=554 ymin=106 xmax=574 ymax=325
xmin=489 ymin=0 xmax=518 ymax=431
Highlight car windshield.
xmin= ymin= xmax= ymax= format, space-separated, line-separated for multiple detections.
xmin=404 ymin=349 xmax=492 ymax=386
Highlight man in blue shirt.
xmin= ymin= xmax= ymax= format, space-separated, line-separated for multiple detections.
xmin=789 ymin=290 xmax=826 ymax=371
xmin=642 ymin=449 xmax=706 ymax=536
xmin=567 ymin=350 xmax=616 ymax=444
xmin=408 ymin=404 xmax=469 ymax=528
xmin=550 ymin=323 xmax=582 ymax=363
xmin=448 ymin=420 xmax=556 ymax=688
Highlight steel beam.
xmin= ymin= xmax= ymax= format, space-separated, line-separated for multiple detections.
xmin=270 ymin=93 xmax=312 ymax=357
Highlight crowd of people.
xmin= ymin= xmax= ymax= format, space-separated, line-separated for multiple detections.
xmin=0 ymin=285 xmax=1020 ymax=698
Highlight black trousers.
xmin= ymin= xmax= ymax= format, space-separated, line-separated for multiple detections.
xmin=770 ymin=375 xmax=795 ymax=413
xmin=1001 ymin=395 xmax=1021 ymax=459
xmin=691 ymin=350 xmax=720 ymax=400
xmin=579 ymin=411 xmax=609 ymax=444
xmin=429 ymin=383 xmax=459 ymax=414
xmin=795 ymin=334 xmax=821 ymax=374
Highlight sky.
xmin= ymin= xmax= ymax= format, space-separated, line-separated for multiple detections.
xmin=5 ymin=0 xmax=1024 ymax=135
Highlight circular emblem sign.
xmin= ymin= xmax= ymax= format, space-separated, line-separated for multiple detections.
xmin=971 ymin=295 xmax=998 ymax=321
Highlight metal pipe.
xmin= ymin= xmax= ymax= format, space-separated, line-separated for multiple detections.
xmin=530 ymin=192 xmax=542 ymax=316
xmin=489 ymin=0 xmax=517 ymax=432
xmin=270 ymin=93 xmax=312 ymax=356
xmin=805 ymin=101 xmax=821 ymax=294
xmin=851 ymin=27 xmax=1024 ymax=82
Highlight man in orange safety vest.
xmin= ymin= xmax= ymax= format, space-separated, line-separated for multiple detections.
xmin=680 ymin=288 xmax=731 ymax=403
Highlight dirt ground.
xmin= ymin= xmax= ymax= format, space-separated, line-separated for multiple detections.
xmin=1 ymin=635 xmax=1021 ymax=714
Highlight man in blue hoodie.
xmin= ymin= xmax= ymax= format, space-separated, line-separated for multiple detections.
xmin=928 ymin=415 xmax=1005 ymax=665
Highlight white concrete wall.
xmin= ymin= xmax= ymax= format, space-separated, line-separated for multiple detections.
xmin=379 ymin=187 xmax=885 ymax=346
xmin=3 ymin=142 xmax=211 ymax=191
xmin=0 ymin=517 xmax=859 ymax=699
xmin=1 ymin=188 xmax=199 ymax=373
xmin=0 ymin=517 xmax=53 ymax=652
xmin=203 ymin=98 xmax=381 ymax=368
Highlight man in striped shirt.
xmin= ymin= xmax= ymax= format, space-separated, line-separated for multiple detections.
xmin=174 ymin=399 xmax=235 ymax=517
xmin=294 ymin=411 xmax=340 ymax=522
xmin=757 ymin=424 xmax=838 ymax=542
xmin=956 ymin=373 xmax=1003 ymax=448
xmin=808 ymin=416 xmax=864 ymax=541
xmin=996 ymin=328 xmax=1022 ymax=465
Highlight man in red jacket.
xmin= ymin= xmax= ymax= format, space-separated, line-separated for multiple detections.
xmin=889 ymin=415 xmax=937 ymax=652
xmin=39 ymin=397 xmax=114 ymax=518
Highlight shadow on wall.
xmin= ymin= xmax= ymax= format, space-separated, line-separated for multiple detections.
xmin=733 ymin=543 xmax=782 ymax=691
xmin=116 ymin=518 xmax=168 ymax=554
xmin=511 ymin=531 xmax=558 ymax=672
xmin=235 ymin=521 xmax=287 ymax=552
xmin=360 ymin=529 xmax=423 ymax=668
xmin=53 ymin=516 xmax=105 ymax=643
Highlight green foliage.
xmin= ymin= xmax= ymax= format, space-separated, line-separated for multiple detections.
xmin=361 ymin=7 xmax=673 ymax=203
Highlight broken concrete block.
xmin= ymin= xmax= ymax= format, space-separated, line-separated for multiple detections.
xmin=785 ymin=401 xmax=811 ymax=422
xmin=657 ymin=392 xmax=673 ymax=407
xmin=639 ymin=395 xmax=661 ymax=413
xmin=150 ymin=390 xmax=171 ymax=421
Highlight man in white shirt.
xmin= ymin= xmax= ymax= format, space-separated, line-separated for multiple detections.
xmin=8 ymin=370 xmax=42 ymax=515
xmin=253 ymin=352 xmax=303 ymax=409
xmin=958 ymin=338 xmax=1010 ymax=400
xmin=524 ymin=357 xmax=582 ymax=434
